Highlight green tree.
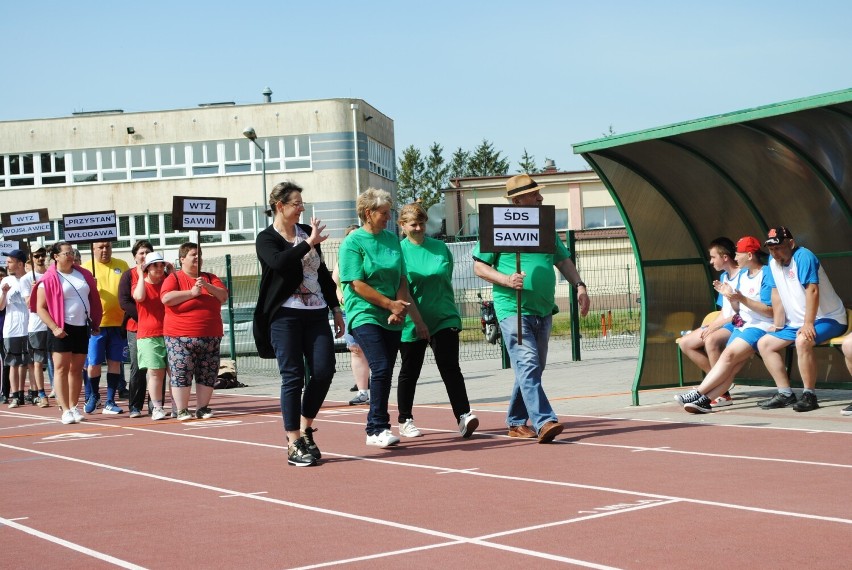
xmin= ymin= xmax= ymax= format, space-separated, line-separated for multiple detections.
xmin=448 ymin=147 xmax=470 ymax=180
xmin=517 ymin=148 xmax=538 ymax=173
xmin=417 ymin=142 xmax=449 ymax=211
xmin=396 ymin=145 xmax=425 ymax=206
xmin=467 ymin=139 xmax=509 ymax=177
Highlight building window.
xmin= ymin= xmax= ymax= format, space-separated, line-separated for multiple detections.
xmin=555 ymin=209 xmax=569 ymax=231
xmin=465 ymin=213 xmax=479 ymax=236
xmin=368 ymin=138 xmax=394 ymax=180
xmin=40 ymin=153 xmax=67 ymax=185
xmin=583 ymin=206 xmax=624 ymax=229
xmin=9 ymin=154 xmax=35 ymax=187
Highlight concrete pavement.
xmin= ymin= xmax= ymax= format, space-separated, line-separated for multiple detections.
xmin=228 ymin=344 xmax=852 ymax=434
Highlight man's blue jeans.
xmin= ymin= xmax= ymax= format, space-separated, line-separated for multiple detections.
xmin=499 ymin=314 xmax=557 ymax=432
xmin=352 ymin=324 xmax=401 ymax=436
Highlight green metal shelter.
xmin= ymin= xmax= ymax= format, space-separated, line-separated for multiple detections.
xmin=573 ymin=89 xmax=852 ymax=404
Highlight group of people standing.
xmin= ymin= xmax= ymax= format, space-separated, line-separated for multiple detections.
xmin=675 ymin=227 xmax=850 ymax=414
xmin=2 ymin=238 xmax=228 ymax=425
xmin=258 ymin=175 xmax=590 ymax=467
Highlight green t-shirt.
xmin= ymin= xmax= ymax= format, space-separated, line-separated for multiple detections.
xmin=338 ymin=228 xmax=405 ymax=332
xmin=471 ymin=235 xmax=570 ymax=319
xmin=400 ymin=237 xmax=462 ymax=342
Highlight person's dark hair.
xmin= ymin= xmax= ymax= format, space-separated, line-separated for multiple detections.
xmin=267 ymin=181 xmax=303 ymax=215
xmin=178 ymin=242 xmax=198 ymax=259
xmin=50 ymin=240 xmax=72 ymax=259
xmin=132 ymin=239 xmax=154 ymax=255
xmin=343 ymin=224 xmax=360 ymax=237
xmin=709 ymin=237 xmax=735 ymax=259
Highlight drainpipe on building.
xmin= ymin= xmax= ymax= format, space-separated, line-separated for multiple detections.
xmin=351 ymin=103 xmax=361 ymax=196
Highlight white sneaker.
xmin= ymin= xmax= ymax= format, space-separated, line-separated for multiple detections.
xmin=398 ymin=419 xmax=422 ymax=438
xmin=151 ymin=406 xmax=167 ymax=421
xmin=711 ymin=394 xmax=733 ymax=408
xmin=71 ymin=407 xmax=85 ymax=423
xmin=458 ymin=412 xmax=479 ymax=438
xmin=366 ymin=429 xmax=400 ymax=448
xmin=61 ymin=410 xmax=75 ymax=425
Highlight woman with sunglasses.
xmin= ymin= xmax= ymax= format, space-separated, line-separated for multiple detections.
xmin=255 ymin=181 xmax=343 ymax=467
xmin=31 ymin=241 xmax=103 ymax=424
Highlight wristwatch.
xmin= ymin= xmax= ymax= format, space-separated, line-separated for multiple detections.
xmin=575 ymin=281 xmax=587 ymax=289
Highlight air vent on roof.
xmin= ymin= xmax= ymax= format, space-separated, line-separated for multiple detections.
xmin=198 ymin=102 xmax=236 ymax=107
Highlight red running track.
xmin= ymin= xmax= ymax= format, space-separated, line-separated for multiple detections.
xmin=1 ymin=392 xmax=850 ymax=569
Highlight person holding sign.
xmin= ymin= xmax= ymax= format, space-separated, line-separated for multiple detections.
xmin=395 ymin=203 xmax=479 ymax=439
xmin=30 ymin=241 xmax=103 ymax=425
xmin=472 ymin=174 xmax=590 ymax=443
xmin=339 ymin=188 xmax=425 ymax=449
xmin=254 ymin=181 xmax=343 ymax=467
xmin=161 ymin=242 xmax=228 ymax=421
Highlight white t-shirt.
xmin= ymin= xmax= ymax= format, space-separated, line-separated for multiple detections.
xmin=716 ymin=270 xmax=739 ymax=318
xmin=20 ymin=270 xmax=48 ymax=333
xmin=737 ymin=266 xmax=774 ymax=331
xmin=766 ymin=247 xmax=846 ymax=328
xmin=57 ymin=269 xmax=91 ymax=327
xmin=1 ymin=274 xmax=29 ymax=338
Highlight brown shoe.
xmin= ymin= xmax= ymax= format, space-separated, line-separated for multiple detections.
xmin=508 ymin=425 xmax=536 ymax=438
xmin=537 ymin=421 xmax=564 ymax=444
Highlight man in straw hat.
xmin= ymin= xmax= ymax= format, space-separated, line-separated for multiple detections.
xmin=472 ymin=174 xmax=590 ymax=443
xmin=756 ymin=226 xmax=846 ymax=412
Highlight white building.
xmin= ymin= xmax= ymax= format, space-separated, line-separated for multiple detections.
xmin=0 ymin=94 xmax=396 ymax=259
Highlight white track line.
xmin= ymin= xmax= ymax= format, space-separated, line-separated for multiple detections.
xmin=0 ymin=515 xmax=146 ymax=569
xmin=0 ymin=442 xmax=618 ymax=569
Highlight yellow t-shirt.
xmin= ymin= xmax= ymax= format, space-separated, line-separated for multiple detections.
xmin=91 ymin=257 xmax=130 ymax=327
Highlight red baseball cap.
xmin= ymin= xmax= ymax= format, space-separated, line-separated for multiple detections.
xmin=736 ymin=236 xmax=762 ymax=254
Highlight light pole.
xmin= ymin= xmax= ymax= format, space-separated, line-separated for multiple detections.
xmin=242 ymin=127 xmax=268 ymax=234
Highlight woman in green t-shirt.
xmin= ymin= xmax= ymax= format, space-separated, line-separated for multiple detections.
xmin=338 ymin=189 xmax=425 ymax=449
xmin=395 ymin=203 xmax=479 ymax=439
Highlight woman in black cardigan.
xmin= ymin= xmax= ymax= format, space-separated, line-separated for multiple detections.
xmin=254 ymin=181 xmax=344 ymax=467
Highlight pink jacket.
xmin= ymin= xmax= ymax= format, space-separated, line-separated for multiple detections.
xmin=28 ymin=264 xmax=103 ymax=330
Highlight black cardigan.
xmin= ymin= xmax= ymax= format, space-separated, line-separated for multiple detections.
xmin=253 ymin=223 xmax=340 ymax=359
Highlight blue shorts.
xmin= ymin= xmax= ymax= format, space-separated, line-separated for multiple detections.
xmin=86 ymin=326 xmax=128 ymax=366
xmin=727 ymin=327 xmax=767 ymax=351
xmin=721 ymin=322 xmax=735 ymax=333
xmin=767 ymin=319 xmax=846 ymax=344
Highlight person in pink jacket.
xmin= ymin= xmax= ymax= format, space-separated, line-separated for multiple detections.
xmin=31 ymin=241 xmax=102 ymax=425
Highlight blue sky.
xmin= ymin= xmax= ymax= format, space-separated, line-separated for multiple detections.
xmin=2 ymin=0 xmax=850 ymax=171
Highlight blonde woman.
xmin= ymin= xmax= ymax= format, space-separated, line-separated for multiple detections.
xmin=396 ymin=203 xmax=478 ymax=438
xmin=338 ymin=188 xmax=424 ymax=448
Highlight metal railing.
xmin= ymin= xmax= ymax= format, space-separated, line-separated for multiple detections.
xmin=206 ymin=230 xmax=639 ymax=375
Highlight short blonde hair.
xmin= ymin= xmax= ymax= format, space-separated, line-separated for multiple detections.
xmin=398 ymin=202 xmax=428 ymax=226
xmin=356 ymin=187 xmax=393 ymax=222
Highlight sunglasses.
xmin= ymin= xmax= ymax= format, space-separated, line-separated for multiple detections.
xmin=33 ymin=254 xmax=46 ymax=259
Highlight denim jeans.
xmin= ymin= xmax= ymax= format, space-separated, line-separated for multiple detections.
xmin=397 ymin=327 xmax=471 ymax=423
xmin=499 ymin=314 xmax=557 ymax=432
xmin=269 ymin=307 xmax=336 ymax=432
xmin=352 ymin=324 xmax=401 ymax=436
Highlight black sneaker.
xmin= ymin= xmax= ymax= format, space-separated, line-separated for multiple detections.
xmin=195 ymin=407 xmax=214 ymax=419
xmin=759 ymin=392 xmax=797 ymax=409
xmin=302 ymin=426 xmax=321 ymax=460
xmin=674 ymin=390 xmax=701 ymax=405
xmin=287 ymin=439 xmax=317 ymax=467
xmin=349 ymin=384 xmax=358 ymax=392
xmin=793 ymin=391 xmax=819 ymax=412
xmin=684 ymin=395 xmax=713 ymax=414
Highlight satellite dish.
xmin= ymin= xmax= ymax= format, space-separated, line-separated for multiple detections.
xmin=426 ymin=202 xmax=445 ymax=236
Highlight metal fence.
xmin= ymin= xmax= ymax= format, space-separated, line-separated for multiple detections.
xmin=205 ymin=229 xmax=639 ymax=375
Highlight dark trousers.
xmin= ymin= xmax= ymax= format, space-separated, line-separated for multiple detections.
xmin=127 ymin=331 xmax=149 ymax=411
xmin=352 ymin=324 xmax=401 ymax=436
xmin=397 ymin=327 xmax=471 ymax=423
xmin=269 ymin=307 xmax=335 ymax=433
